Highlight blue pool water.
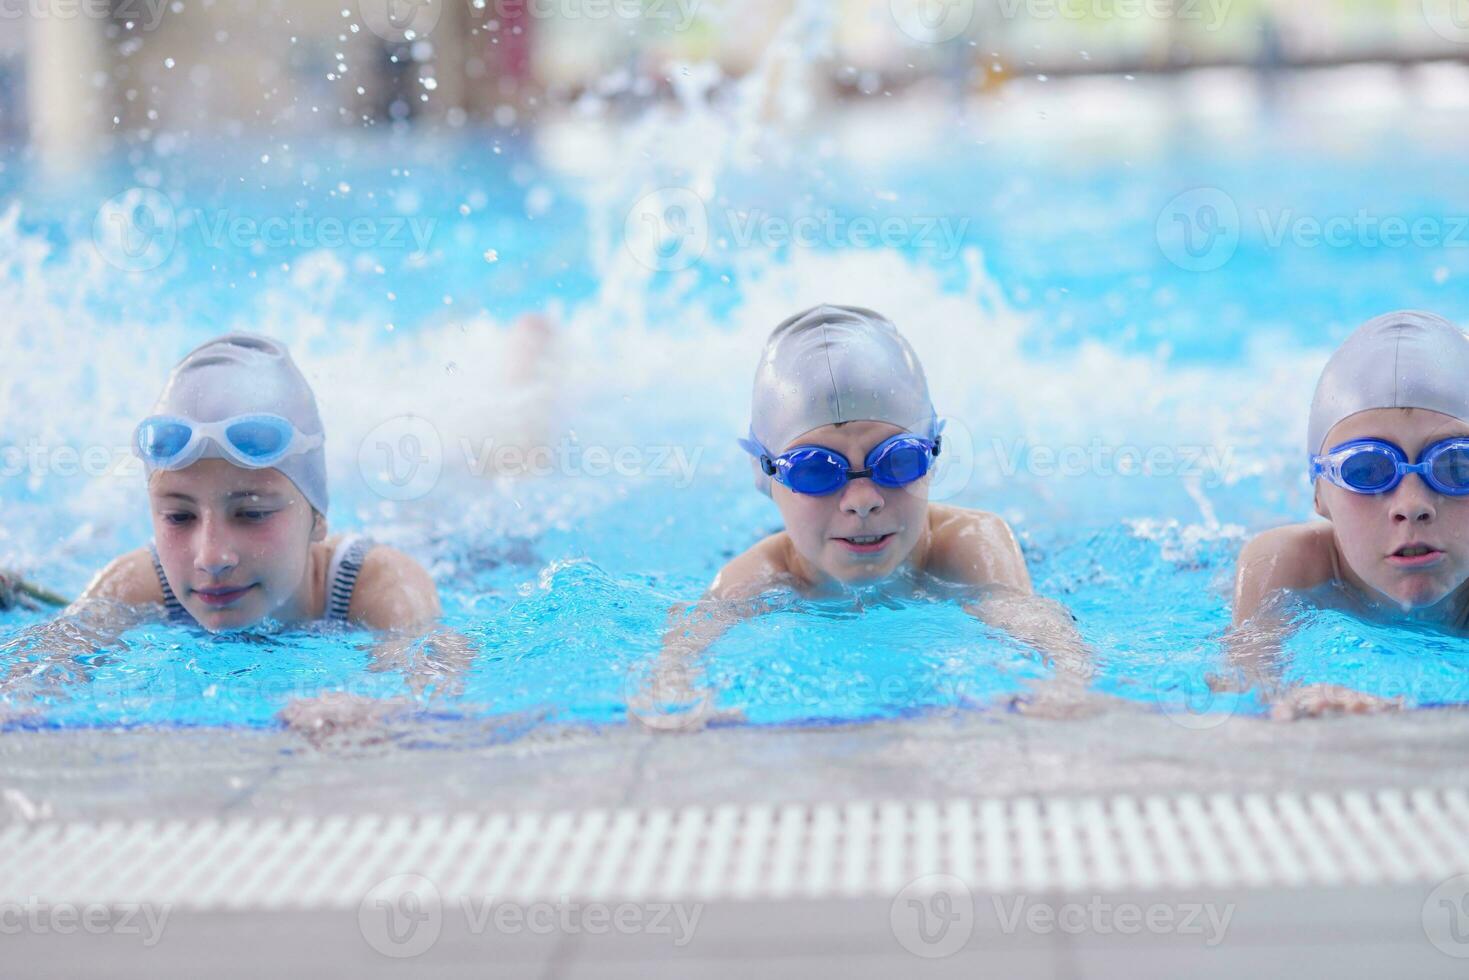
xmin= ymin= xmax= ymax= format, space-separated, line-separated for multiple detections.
xmin=4 ymin=76 xmax=1469 ymax=731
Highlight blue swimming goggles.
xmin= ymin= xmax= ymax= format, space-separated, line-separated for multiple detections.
xmin=742 ymin=432 xmax=942 ymax=496
xmin=134 ymin=414 xmax=324 ymax=471
xmin=1310 ymin=437 xmax=1469 ymax=496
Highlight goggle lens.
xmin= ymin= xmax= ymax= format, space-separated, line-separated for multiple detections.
xmin=1430 ymin=444 xmax=1469 ymax=493
xmin=873 ymin=442 xmax=931 ymax=487
xmin=1339 ymin=447 xmax=1400 ymax=492
xmin=137 ymin=420 xmax=193 ymax=461
xmin=781 ymin=449 xmax=849 ymax=496
xmin=225 ymin=418 xmax=291 ymax=460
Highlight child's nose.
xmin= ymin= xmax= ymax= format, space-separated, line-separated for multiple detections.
xmin=1390 ymin=478 xmax=1437 ymax=524
xmin=194 ymin=516 xmax=240 ymax=576
xmin=839 ymin=478 xmax=885 ymax=519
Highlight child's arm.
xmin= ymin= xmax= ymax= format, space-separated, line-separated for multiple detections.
xmin=0 ymin=570 xmax=69 ymax=612
xmin=629 ymin=534 xmax=790 ymax=731
xmin=926 ymin=507 xmax=1092 ymax=677
xmin=1227 ymin=524 xmax=1400 ymax=719
xmin=356 ymin=552 xmax=475 ymax=696
xmin=1231 ymin=523 xmax=1333 ymax=628
xmin=348 ymin=546 xmax=442 ymax=631
xmin=1 ymin=550 xmax=160 ymax=712
xmin=279 ymin=548 xmax=475 ymax=743
xmin=353 ymin=548 xmax=476 ymax=698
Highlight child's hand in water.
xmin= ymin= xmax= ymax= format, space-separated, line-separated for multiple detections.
xmin=277 ymin=692 xmax=415 ymax=746
xmin=1009 ymin=675 xmax=1124 ymax=720
xmin=1269 ymin=683 xmax=1404 ymax=721
xmin=626 ymin=662 xmax=744 ymax=733
xmin=0 ymin=571 xmax=31 ymax=612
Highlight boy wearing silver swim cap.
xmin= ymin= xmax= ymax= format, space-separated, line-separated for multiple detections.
xmin=633 ymin=306 xmax=1091 ymax=730
xmin=1233 ymin=311 xmax=1469 ymax=716
xmin=728 ymin=304 xmax=1031 ymax=592
xmin=81 ymin=333 xmax=442 ymax=634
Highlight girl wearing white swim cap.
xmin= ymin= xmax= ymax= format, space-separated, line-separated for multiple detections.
xmin=80 ymin=333 xmax=442 ymax=634
xmin=3 ymin=335 xmax=468 ymax=737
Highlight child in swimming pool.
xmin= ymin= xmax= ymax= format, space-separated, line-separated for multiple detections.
xmin=634 ymin=305 xmax=1091 ymax=728
xmin=1231 ymin=311 xmax=1469 ymax=718
xmin=2 ymin=334 xmax=469 ymax=733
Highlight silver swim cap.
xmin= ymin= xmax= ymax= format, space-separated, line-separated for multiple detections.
xmin=1308 ymin=310 xmax=1469 ymax=457
xmin=740 ymin=305 xmax=938 ymax=494
xmin=147 ymin=333 xmax=329 ymax=514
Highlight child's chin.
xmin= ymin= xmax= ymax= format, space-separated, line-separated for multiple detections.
xmin=827 ymin=561 xmax=896 ymax=586
xmin=1381 ymin=580 xmax=1454 ymax=613
xmin=188 ymin=605 xmax=262 ymax=632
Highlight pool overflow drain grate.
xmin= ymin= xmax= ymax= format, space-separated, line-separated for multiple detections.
xmin=3 ymin=788 xmax=1467 ymax=908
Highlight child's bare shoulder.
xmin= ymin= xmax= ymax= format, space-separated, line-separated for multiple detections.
xmin=1233 ymin=522 xmax=1336 ymax=624
xmin=929 ymin=502 xmax=1013 ymax=536
xmin=1238 ymin=522 xmax=1335 ymax=582
xmin=709 ymin=532 xmax=794 ymax=601
xmin=925 ymin=504 xmax=1031 ymax=591
xmin=81 ymin=547 xmax=166 ymax=606
xmin=346 ymin=544 xmax=441 ymax=631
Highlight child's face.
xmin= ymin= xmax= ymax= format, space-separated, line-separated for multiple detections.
xmin=1316 ymin=408 xmax=1469 ymax=612
xmin=149 ymin=458 xmax=324 ymax=631
xmin=772 ymin=420 xmax=931 ymax=586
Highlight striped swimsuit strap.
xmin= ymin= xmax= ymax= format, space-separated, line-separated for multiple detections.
xmin=148 ymin=546 xmax=191 ymax=623
xmin=149 ymin=535 xmax=376 ymax=626
xmin=324 ymin=534 xmax=374 ymax=624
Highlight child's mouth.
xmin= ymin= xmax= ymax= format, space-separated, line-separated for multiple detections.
xmin=836 ymin=533 xmax=895 ymax=555
xmin=1388 ymin=544 xmax=1445 ymax=568
xmin=193 ymin=585 xmax=255 ymax=607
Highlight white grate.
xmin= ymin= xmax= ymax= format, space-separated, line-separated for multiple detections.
xmin=3 ymin=788 xmax=1468 ymax=909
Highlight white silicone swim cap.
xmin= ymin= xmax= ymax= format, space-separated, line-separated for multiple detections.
xmin=741 ymin=305 xmax=938 ymax=495
xmin=1308 ymin=310 xmax=1469 ymax=457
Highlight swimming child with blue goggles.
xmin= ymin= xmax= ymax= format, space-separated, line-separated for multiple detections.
xmin=85 ymin=333 xmax=442 ymax=635
xmin=1232 ymin=311 xmax=1469 ymax=717
xmin=630 ymin=305 xmax=1092 ymax=731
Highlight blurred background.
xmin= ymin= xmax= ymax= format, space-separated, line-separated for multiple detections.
xmin=5 ymin=0 xmax=1469 ymax=160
